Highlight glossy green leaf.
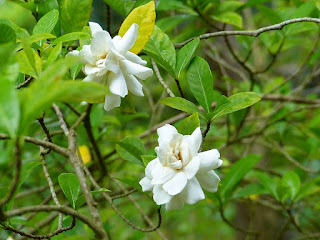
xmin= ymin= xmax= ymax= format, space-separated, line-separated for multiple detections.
xmin=104 ymin=0 xmax=135 ymax=17
xmin=282 ymin=171 xmax=300 ymax=201
xmin=16 ymin=33 xmax=57 ymax=51
xmin=116 ymin=136 xmax=146 ymax=166
xmin=176 ymin=38 xmax=200 ymax=79
xmin=220 ymin=155 xmax=261 ymax=202
xmin=143 ymin=25 xmax=176 ymax=77
xmin=16 ymin=49 xmax=42 ymax=78
xmin=186 ymin=56 xmax=214 ymax=113
xmin=160 ymin=97 xmax=205 ymax=119
xmin=231 ymin=183 xmax=268 ymax=200
xmin=20 ymin=37 xmax=41 ymax=77
xmin=256 ymin=172 xmax=280 ymax=201
xmin=295 ymin=176 xmax=320 ymax=202
xmin=60 ymin=0 xmax=93 ymax=33
xmin=0 ymin=23 xmax=16 ymax=44
xmin=58 ymin=173 xmax=81 ymax=209
xmin=33 ymin=9 xmax=59 ymax=34
xmin=50 ymin=32 xmax=91 ymax=46
xmin=212 ymin=12 xmax=243 ymax=28
xmin=314 ymin=0 xmax=320 ymax=11
xmin=211 ymin=92 xmax=261 ymax=120
xmin=177 ymin=113 xmax=200 ymax=135
xmin=75 ymin=188 xmax=110 ymax=209
xmin=45 ymin=42 xmax=62 ymax=68
xmin=141 ymin=155 xmax=157 ymax=166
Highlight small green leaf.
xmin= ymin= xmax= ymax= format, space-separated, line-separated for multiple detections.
xmin=116 ymin=136 xmax=146 ymax=166
xmin=50 ymin=32 xmax=91 ymax=46
xmin=0 ymin=23 xmax=16 ymax=44
xmin=45 ymin=42 xmax=62 ymax=68
xmin=58 ymin=173 xmax=81 ymax=209
xmin=212 ymin=12 xmax=243 ymax=28
xmin=176 ymin=38 xmax=200 ymax=79
xmin=33 ymin=9 xmax=59 ymax=34
xmin=231 ymin=183 xmax=268 ymax=200
xmin=16 ymin=49 xmax=42 ymax=78
xmin=16 ymin=33 xmax=57 ymax=51
xmin=220 ymin=155 xmax=261 ymax=202
xmin=211 ymin=92 xmax=261 ymax=120
xmin=75 ymin=188 xmax=110 ymax=209
xmin=282 ymin=171 xmax=300 ymax=201
xmin=143 ymin=25 xmax=176 ymax=77
xmin=295 ymin=176 xmax=320 ymax=202
xmin=160 ymin=97 xmax=205 ymax=119
xmin=177 ymin=113 xmax=200 ymax=135
xmin=20 ymin=37 xmax=41 ymax=77
xmin=186 ymin=56 xmax=214 ymax=113
xmin=141 ymin=155 xmax=157 ymax=166
xmin=104 ymin=0 xmax=135 ymax=17
xmin=256 ymin=172 xmax=280 ymax=201
xmin=313 ymin=0 xmax=320 ymax=11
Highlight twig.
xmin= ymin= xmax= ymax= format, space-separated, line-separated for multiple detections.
xmin=174 ymin=79 xmax=185 ymax=98
xmin=111 ymin=189 xmax=137 ymax=200
xmin=16 ymin=76 xmax=33 ymax=89
xmin=52 ymin=103 xmax=69 ymax=136
xmin=175 ymin=17 xmax=320 ymax=48
xmin=200 ymin=121 xmax=211 ymax=151
xmin=15 ymin=186 xmax=49 ymax=199
xmin=150 ymin=58 xmax=175 ymax=97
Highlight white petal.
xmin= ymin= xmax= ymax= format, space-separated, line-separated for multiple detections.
xmin=196 ymin=170 xmax=220 ymax=192
xmin=112 ymin=35 xmax=121 ymax=45
xmin=67 ymin=50 xmax=79 ymax=57
xmin=165 ymin=195 xmax=185 ymax=210
xmin=157 ymin=124 xmax=178 ymax=146
xmin=153 ymin=185 xmax=172 ymax=205
xmin=198 ymin=149 xmax=222 ymax=172
xmin=91 ymin=31 xmax=113 ymax=57
xmin=162 ymin=171 xmax=187 ymax=196
xmin=104 ymin=94 xmax=121 ymax=111
xmin=145 ymin=158 xmax=159 ymax=179
xmin=83 ymin=74 xmax=105 ymax=83
xmin=89 ymin=22 xmax=103 ymax=35
xmin=139 ymin=177 xmax=153 ymax=192
xmin=117 ymin=23 xmax=139 ymax=53
xmin=125 ymin=75 xmax=144 ymax=96
xmin=121 ymin=59 xmax=153 ymax=80
xmin=125 ymin=51 xmax=147 ymax=65
xmin=108 ymin=71 xmax=128 ymax=97
xmin=191 ymin=127 xmax=202 ymax=153
xmin=183 ymin=156 xmax=200 ymax=179
xmin=84 ymin=65 xmax=100 ymax=75
xmin=155 ymin=142 xmax=169 ymax=166
xmin=83 ymin=74 xmax=95 ymax=82
xmin=151 ymin=165 xmax=176 ymax=185
xmin=182 ymin=177 xmax=205 ymax=204
xmin=105 ymin=52 xmax=120 ymax=73
xmin=80 ymin=45 xmax=96 ymax=65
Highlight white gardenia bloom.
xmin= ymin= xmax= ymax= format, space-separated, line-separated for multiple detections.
xmin=139 ymin=124 xmax=222 ymax=210
xmin=70 ymin=22 xmax=153 ymax=111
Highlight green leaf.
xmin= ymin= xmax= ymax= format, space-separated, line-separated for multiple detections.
xmin=141 ymin=155 xmax=157 ymax=166
xmin=0 ymin=23 xmax=16 ymax=44
xmin=75 ymin=188 xmax=110 ymax=209
xmin=282 ymin=171 xmax=300 ymax=201
xmin=16 ymin=33 xmax=57 ymax=51
xmin=18 ymin=161 xmax=42 ymax=191
xmin=116 ymin=136 xmax=146 ymax=166
xmin=314 ymin=0 xmax=320 ymax=11
xmin=50 ymin=32 xmax=91 ymax=46
xmin=20 ymin=37 xmax=42 ymax=77
xmin=45 ymin=42 xmax=62 ymax=68
xmin=58 ymin=173 xmax=81 ymax=209
xmin=231 ymin=183 xmax=268 ymax=200
xmin=16 ymin=49 xmax=42 ymax=78
xmin=217 ymin=1 xmax=243 ymax=12
xmin=219 ymin=155 xmax=261 ymax=202
xmin=211 ymin=92 xmax=261 ymax=120
xmin=256 ymin=172 xmax=280 ymax=201
xmin=212 ymin=12 xmax=243 ymax=28
xmin=143 ymin=25 xmax=176 ymax=77
xmin=177 ymin=113 xmax=200 ymax=135
xmin=176 ymin=37 xmax=200 ymax=79
xmin=115 ymin=178 xmax=142 ymax=192
xmin=59 ymin=0 xmax=93 ymax=33
xmin=295 ymin=176 xmax=320 ymax=202
xmin=160 ymin=97 xmax=205 ymax=119
xmin=104 ymin=0 xmax=135 ymax=17
xmin=157 ymin=15 xmax=197 ymax=33
xmin=186 ymin=56 xmax=214 ymax=113
xmin=33 ymin=9 xmax=59 ymax=34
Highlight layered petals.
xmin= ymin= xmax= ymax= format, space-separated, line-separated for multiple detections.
xmin=198 ymin=149 xmax=222 ymax=172
xmin=117 ymin=23 xmax=139 ymax=53
xmin=196 ymin=170 xmax=220 ymax=192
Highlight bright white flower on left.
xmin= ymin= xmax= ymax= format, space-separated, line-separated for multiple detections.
xmin=70 ymin=22 xmax=153 ymax=111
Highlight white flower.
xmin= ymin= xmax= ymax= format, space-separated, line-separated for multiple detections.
xmin=139 ymin=124 xmax=222 ymax=210
xmin=70 ymin=22 xmax=153 ymax=111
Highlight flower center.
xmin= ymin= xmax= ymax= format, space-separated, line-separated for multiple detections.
xmin=96 ymin=53 xmax=108 ymax=68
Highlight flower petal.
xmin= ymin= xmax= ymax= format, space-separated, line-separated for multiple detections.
xmin=198 ymin=149 xmax=222 ymax=172
xmin=162 ymin=171 xmax=187 ymax=196
xmin=112 ymin=35 xmax=121 ymax=45
xmin=104 ymin=52 xmax=120 ymax=73
xmin=91 ymin=31 xmax=113 ymax=57
xmin=145 ymin=158 xmax=159 ymax=179
xmin=139 ymin=177 xmax=153 ymax=192
xmin=104 ymin=94 xmax=121 ymax=111
xmin=165 ymin=195 xmax=185 ymax=210
xmin=182 ymin=177 xmax=205 ymax=204
xmin=117 ymin=23 xmax=139 ymax=53
xmin=183 ymin=156 xmax=200 ymax=179
xmin=125 ymin=51 xmax=147 ymax=65
xmin=108 ymin=71 xmax=128 ymax=97
xmin=157 ymin=124 xmax=178 ymax=146
xmin=125 ymin=75 xmax=144 ymax=96
xmin=84 ymin=64 xmax=100 ymax=75
xmin=196 ymin=170 xmax=220 ymax=192
xmin=191 ymin=127 xmax=202 ymax=153
xmin=89 ymin=22 xmax=103 ymax=35
xmin=121 ymin=59 xmax=153 ymax=80
xmin=151 ymin=164 xmax=176 ymax=185
xmin=80 ymin=45 xmax=96 ymax=65
xmin=153 ymin=185 xmax=172 ymax=205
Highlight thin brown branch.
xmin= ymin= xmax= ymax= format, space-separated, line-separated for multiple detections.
xmin=52 ymin=103 xmax=69 ymax=136
xmin=175 ymin=17 xmax=320 ymax=48
xmin=16 ymin=76 xmax=33 ymax=89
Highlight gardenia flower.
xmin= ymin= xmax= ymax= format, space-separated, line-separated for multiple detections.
xmin=139 ymin=124 xmax=222 ymax=210
xmin=70 ymin=22 xmax=153 ymax=111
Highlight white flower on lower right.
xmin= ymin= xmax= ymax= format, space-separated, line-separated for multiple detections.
xmin=139 ymin=124 xmax=222 ymax=210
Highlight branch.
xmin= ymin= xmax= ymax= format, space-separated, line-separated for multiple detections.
xmin=175 ymin=17 xmax=320 ymax=48
xmin=262 ymin=95 xmax=320 ymax=104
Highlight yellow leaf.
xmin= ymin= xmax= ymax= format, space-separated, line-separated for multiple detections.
xmin=79 ymin=145 xmax=91 ymax=164
xmin=118 ymin=1 xmax=156 ymax=54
